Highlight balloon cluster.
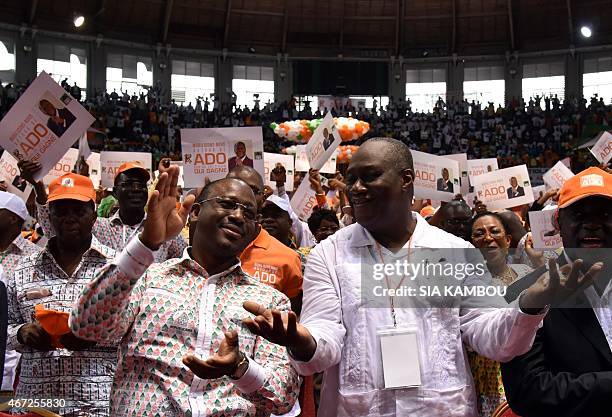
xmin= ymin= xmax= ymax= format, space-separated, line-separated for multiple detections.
xmin=337 ymin=145 xmax=360 ymax=164
xmin=271 ymin=117 xmax=370 ymax=143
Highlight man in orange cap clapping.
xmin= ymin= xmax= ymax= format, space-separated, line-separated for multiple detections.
xmin=6 ymin=173 xmax=117 ymax=416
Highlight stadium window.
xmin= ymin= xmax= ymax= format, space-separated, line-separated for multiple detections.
xmin=171 ymin=59 xmax=215 ymax=105
xmin=522 ymin=62 xmax=565 ymax=102
xmin=106 ymin=54 xmax=153 ymax=96
xmin=37 ymin=44 xmax=87 ymax=98
xmin=349 ymin=96 xmax=389 ymax=113
xmin=406 ymin=68 xmax=446 ymax=113
xmin=583 ymin=57 xmax=612 ymax=104
xmin=232 ymin=65 xmax=274 ymax=109
xmin=0 ymin=39 xmax=16 ymax=84
xmin=463 ymin=66 xmax=505 ymax=108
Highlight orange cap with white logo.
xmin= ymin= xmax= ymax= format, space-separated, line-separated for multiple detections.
xmin=48 ymin=173 xmax=96 ymax=203
xmin=114 ymin=161 xmax=150 ymax=181
xmin=558 ymin=167 xmax=612 ymax=208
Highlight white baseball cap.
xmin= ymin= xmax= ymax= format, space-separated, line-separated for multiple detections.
xmin=0 ymin=191 xmax=28 ymax=221
xmin=265 ymin=194 xmax=291 ymax=214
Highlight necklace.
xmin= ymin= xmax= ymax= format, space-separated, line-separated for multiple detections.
xmin=494 ymin=266 xmax=517 ymax=286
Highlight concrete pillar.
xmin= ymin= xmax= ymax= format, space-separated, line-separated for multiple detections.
xmin=388 ymin=62 xmax=406 ymax=101
xmin=504 ymin=58 xmax=523 ymax=105
xmin=15 ymin=35 xmax=36 ymax=83
xmin=446 ymin=60 xmax=465 ymax=104
xmin=88 ymin=42 xmax=106 ymax=96
xmin=153 ymin=50 xmax=172 ymax=104
xmin=216 ymin=57 xmax=233 ymax=107
xmin=274 ymin=60 xmax=292 ymax=103
xmin=565 ymin=52 xmax=583 ymax=101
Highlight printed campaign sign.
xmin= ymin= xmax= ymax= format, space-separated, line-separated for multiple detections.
xmin=264 ymin=153 xmax=295 ymax=192
xmin=290 ymin=178 xmax=319 ymax=221
xmin=0 ymin=152 xmax=33 ymax=201
xmin=295 ymin=145 xmax=338 ymax=174
xmin=100 ymin=151 xmax=152 ymax=187
xmin=589 ymin=131 xmax=612 ymax=164
xmin=446 ymin=153 xmax=469 ymax=195
xmin=181 ymin=127 xmax=264 ymax=187
xmin=532 ymin=185 xmax=546 ymax=201
xmin=528 ymin=210 xmax=562 ymax=250
xmin=411 ymin=150 xmax=460 ymax=202
xmin=0 ymin=71 xmax=95 ymax=182
xmin=43 ymin=148 xmax=101 ymax=188
xmin=467 ymin=158 xmax=499 ymax=185
xmin=543 ymin=161 xmax=574 ymax=190
xmin=305 ymin=112 xmax=342 ymax=170
xmin=471 ymin=164 xmax=534 ymax=210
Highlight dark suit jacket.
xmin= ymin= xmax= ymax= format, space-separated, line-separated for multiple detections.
xmin=507 ymin=186 xmax=525 ymax=198
xmin=47 ymin=107 xmax=76 ymax=137
xmin=228 ymin=156 xmax=253 ymax=171
xmin=436 ymin=178 xmax=452 ymax=192
xmin=501 ymin=260 xmax=612 ymax=417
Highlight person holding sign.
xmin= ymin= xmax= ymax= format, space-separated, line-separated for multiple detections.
xmin=228 ymin=141 xmax=254 ymax=171
xmin=436 ymin=167 xmax=453 ymax=192
xmin=7 ymin=173 xmax=117 ymax=416
xmin=240 ymin=138 xmax=594 ymax=417
xmin=69 ymin=169 xmax=299 ymax=416
xmin=502 ymin=167 xmax=612 ymax=417
xmin=507 ymin=176 xmax=525 ymax=199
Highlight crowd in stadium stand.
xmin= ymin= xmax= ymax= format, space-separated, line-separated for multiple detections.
xmin=1 ymin=79 xmax=609 ymax=172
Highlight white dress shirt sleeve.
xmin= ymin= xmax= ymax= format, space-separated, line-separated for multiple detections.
xmin=289 ymin=243 xmax=346 ymax=375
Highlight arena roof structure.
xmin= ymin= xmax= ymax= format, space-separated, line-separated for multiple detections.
xmin=0 ymin=0 xmax=611 ymax=59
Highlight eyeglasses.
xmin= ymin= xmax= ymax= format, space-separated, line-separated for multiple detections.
xmin=200 ymin=197 xmax=257 ymax=221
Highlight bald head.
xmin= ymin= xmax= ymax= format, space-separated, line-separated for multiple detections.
xmin=438 ymin=200 xmax=473 ymax=241
xmin=227 ymin=165 xmax=264 ymax=211
xmin=358 ymin=138 xmax=414 ymax=172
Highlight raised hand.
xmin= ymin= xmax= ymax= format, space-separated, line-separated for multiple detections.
xmin=520 ymin=258 xmax=603 ymax=312
xmin=17 ymin=160 xmax=42 ymax=185
xmin=242 ymin=301 xmax=316 ymax=362
xmin=140 ymin=166 xmax=195 ymax=250
xmin=182 ymin=330 xmax=245 ymax=379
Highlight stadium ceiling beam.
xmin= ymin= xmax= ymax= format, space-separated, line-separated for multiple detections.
xmin=28 ymin=0 xmax=38 ymax=24
xmin=161 ymin=0 xmax=174 ymax=44
xmin=223 ymin=0 xmax=232 ymax=48
xmin=339 ymin=0 xmax=345 ymax=50
xmin=507 ymin=0 xmax=515 ymax=51
xmin=395 ymin=0 xmax=404 ymax=56
xmin=451 ymin=0 xmax=457 ymax=53
xmin=231 ymin=9 xmax=283 ymax=17
xmin=405 ymin=11 xmax=507 ymax=20
xmin=281 ymin=0 xmax=289 ymax=53
xmin=566 ymin=0 xmax=574 ymax=45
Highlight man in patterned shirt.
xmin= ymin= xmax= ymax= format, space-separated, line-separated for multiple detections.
xmin=69 ymin=167 xmax=299 ymax=417
xmin=18 ymin=160 xmax=186 ymax=263
xmin=0 ymin=191 xmax=40 ymax=392
xmin=6 ymin=173 xmax=117 ymax=416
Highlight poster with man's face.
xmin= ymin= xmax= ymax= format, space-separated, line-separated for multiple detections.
xmin=0 ymin=71 xmax=94 ymax=182
xmin=181 ymin=127 xmax=264 ymax=187
xmin=411 ymin=150 xmax=460 ymax=202
xmin=471 ymin=164 xmax=534 ymax=210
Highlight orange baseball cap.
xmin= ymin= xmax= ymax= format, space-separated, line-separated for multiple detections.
xmin=48 ymin=173 xmax=96 ymax=203
xmin=558 ymin=167 xmax=612 ymax=208
xmin=420 ymin=205 xmax=436 ymax=218
xmin=115 ymin=161 xmax=150 ymax=181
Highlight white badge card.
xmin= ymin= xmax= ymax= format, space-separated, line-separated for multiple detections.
xmin=378 ymin=327 xmax=422 ymax=389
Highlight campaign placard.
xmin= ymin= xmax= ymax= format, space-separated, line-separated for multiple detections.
xmin=295 ymin=145 xmax=338 ymax=174
xmin=181 ymin=127 xmax=264 ymax=187
xmin=542 ymin=161 xmax=574 ymax=190
xmin=43 ymin=147 xmax=101 ymax=188
xmin=532 ymin=185 xmax=546 ymax=201
xmin=264 ymin=153 xmax=295 ymax=192
xmin=290 ymin=178 xmax=319 ymax=221
xmin=446 ymin=153 xmax=469 ymax=195
xmin=467 ymin=158 xmax=499 ymax=185
xmin=528 ymin=210 xmax=562 ymax=250
xmin=305 ymin=112 xmax=342 ymax=170
xmin=0 ymin=152 xmax=33 ymax=202
xmin=0 ymin=71 xmax=95 ymax=181
xmin=100 ymin=151 xmax=152 ymax=188
xmin=471 ymin=164 xmax=534 ymax=210
xmin=411 ymin=150 xmax=460 ymax=202
xmin=589 ymin=131 xmax=612 ymax=164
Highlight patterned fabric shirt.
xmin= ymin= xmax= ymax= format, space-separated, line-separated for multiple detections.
xmin=1 ymin=235 xmax=40 ymax=391
xmin=36 ymin=203 xmax=187 ymax=263
xmin=6 ymin=236 xmax=117 ymax=417
xmin=69 ymin=236 xmax=299 ymax=417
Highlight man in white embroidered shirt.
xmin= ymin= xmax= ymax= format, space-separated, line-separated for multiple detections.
xmin=243 ymin=138 xmax=600 ymax=417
